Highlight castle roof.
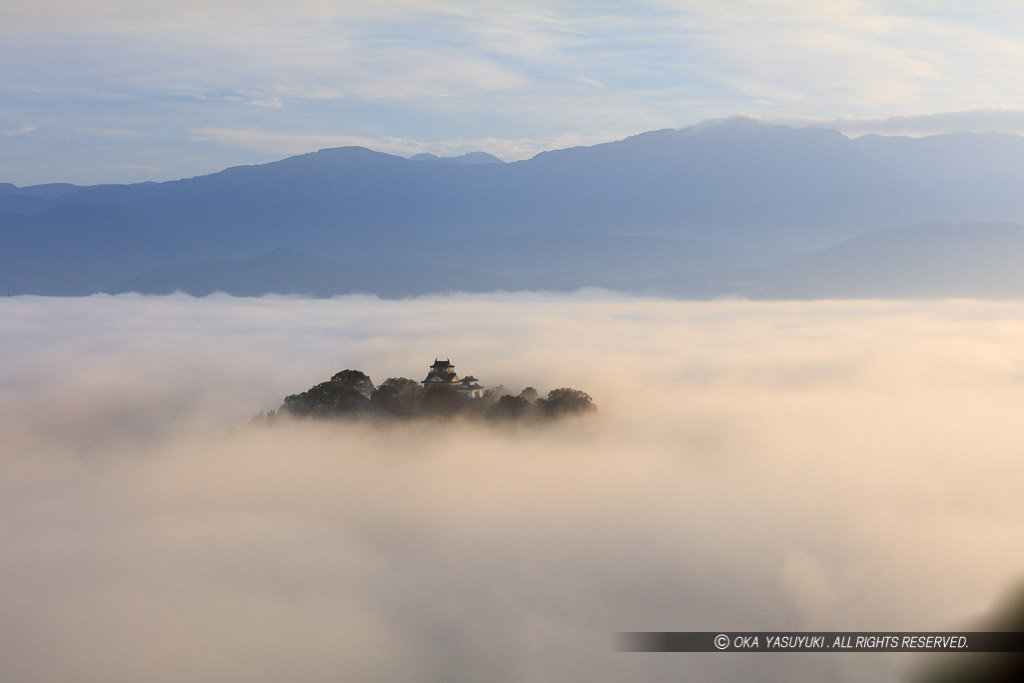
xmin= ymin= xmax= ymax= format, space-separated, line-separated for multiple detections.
xmin=423 ymin=358 xmax=459 ymax=384
xmin=423 ymin=373 xmax=460 ymax=383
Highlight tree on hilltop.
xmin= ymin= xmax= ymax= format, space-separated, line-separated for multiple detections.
xmin=537 ymin=388 xmax=596 ymax=418
xmin=419 ymin=386 xmax=469 ymax=418
xmin=488 ymin=394 xmax=532 ymax=420
xmin=370 ymin=377 xmax=423 ymax=417
xmin=330 ymin=369 xmax=375 ymax=398
xmin=281 ymin=381 xmax=371 ymax=418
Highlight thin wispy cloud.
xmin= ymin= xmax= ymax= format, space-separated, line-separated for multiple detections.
xmin=100 ymin=163 xmax=165 ymax=172
xmin=189 ymin=126 xmax=610 ymax=161
xmin=189 ymin=128 xmax=400 ymax=155
xmin=5 ymin=124 xmax=37 ymax=136
xmin=767 ymin=109 xmax=1024 ymax=137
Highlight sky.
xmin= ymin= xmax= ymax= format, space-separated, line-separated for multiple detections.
xmin=2 ymin=292 xmax=1024 ymax=681
xmin=5 ymin=0 xmax=1024 ymax=185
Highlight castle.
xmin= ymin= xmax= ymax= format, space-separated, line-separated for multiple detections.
xmin=421 ymin=359 xmax=484 ymax=399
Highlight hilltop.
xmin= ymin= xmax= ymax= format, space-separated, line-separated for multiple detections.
xmin=259 ymin=361 xmax=596 ymax=424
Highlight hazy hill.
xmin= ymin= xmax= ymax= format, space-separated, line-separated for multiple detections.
xmin=409 ymin=151 xmax=505 ymax=165
xmin=5 ymin=119 xmax=1024 ymax=297
xmin=637 ymin=221 xmax=1024 ymax=299
xmin=114 ymin=248 xmax=514 ymax=298
xmin=0 ymin=204 xmax=192 ymax=295
xmin=0 ymin=194 xmax=60 ymax=215
xmin=759 ymin=221 xmax=1024 ymax=299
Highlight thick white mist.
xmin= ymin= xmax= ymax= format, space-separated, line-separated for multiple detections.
xmin=2 ymin=293 xmax=1023 ymax=682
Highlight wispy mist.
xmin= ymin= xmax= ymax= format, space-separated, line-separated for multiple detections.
xmin=2 ymin=293 xmax=1023 ymax=682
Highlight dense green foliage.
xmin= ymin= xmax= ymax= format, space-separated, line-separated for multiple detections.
xmin=537 ymin=388 xmax=597 ymax=417
xmin=281 ymin=382 xmax=370 ymax=417
xmin=329 ymin=369 xmax=375 ymax=397
xmin=370 ymin=377 xmax=424 ymax=417
xmin=267 ymin=369 xmax=595 ymax=423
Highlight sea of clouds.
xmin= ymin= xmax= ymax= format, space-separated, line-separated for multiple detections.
xmin=2 ymin=292 xmax=1023 ymax=682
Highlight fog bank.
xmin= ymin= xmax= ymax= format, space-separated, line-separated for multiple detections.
xmin=2 ymin=293 xmax=1023 ymax=682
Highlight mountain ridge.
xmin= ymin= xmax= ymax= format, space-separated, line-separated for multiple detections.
xmin=4 ymin=120 xmax=1024 ymax=298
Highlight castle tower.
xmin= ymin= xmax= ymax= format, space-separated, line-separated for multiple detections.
xmin=421 ymin=359 xmax=485 ymax=398
xmin=422 ymin=358 xmax=460 ymax=387
xmin=458 ymin=375 xmax=485 ymax=399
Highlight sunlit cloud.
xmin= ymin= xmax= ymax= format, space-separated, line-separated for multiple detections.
xmin=5 ymin=124 xmax=37 ymax=136
xmin=99 ymin=163 xmax=165 ymax=172
xmin=242 ymin=94 xmax=286 ymax=109
xmin=189 ymin=126 xmax=614 ymax=161
xmin=188 ymin=128 xmax=423 ymax=156
xmin=754 ymin=109 xmax=1024 ymax=137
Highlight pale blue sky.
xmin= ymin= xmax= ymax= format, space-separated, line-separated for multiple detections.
xmin=5 ymin=0 xmax=1024 ymax=185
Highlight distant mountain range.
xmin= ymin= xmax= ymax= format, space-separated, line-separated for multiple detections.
xmin=408 ymin=151 xmax=506 ymax=165
xmin=4 ymin=117 xmax=1024 ymax=298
